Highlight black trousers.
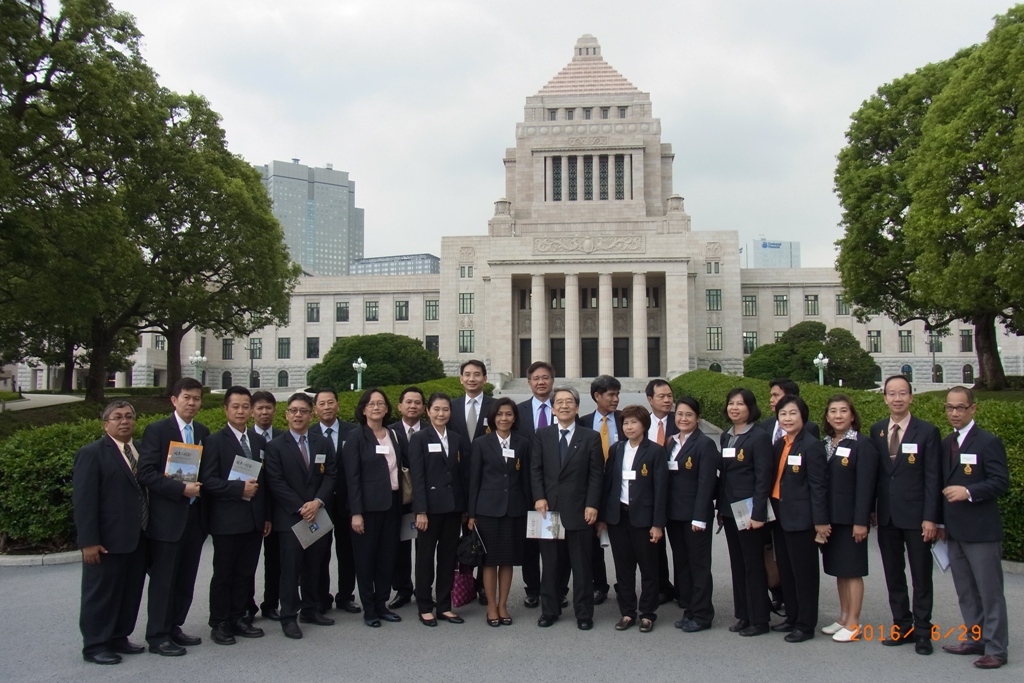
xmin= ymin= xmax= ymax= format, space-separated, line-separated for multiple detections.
xmin=592 ymin=534 xmax=610 ymax=593
xmin=145 ymin=504 xmax=206 ymax=645
xmin=351 ymin=494 xmax=401 ymax=621
xmin=540 ymin=528 xmax=594 ymax=621
xmin=278 ymin=528 xmax=330 ymax=622
xmin=666 ymin=519 xmax=715 ymax=625
xmin=415 ymin=511 xmax=462 ymax=614
xmin=209 ymin=530 xmax=263 ymax=625
xmin=319 ymin=509 xmax=357 ymax=609
xmin=772 ymin=524 xmax=820 ymax=633
xmin=522 ymin=537 xmax=541 ymax=597
xmin=392 ymin=501 xmax=415 ymax=597
xmin=259 ymin=531 xmax=280 ymax=612
xmin=723 ymin=515 xmax=769 ymax=626
xmin=80 ymin=534 xmax=146 ymax=656
xmin=877 ymin=522 xmax=934 ymax=632
xmin=607 ymin=509 xmax=659 ymax=621
xmin=657 ymin=536 xmax=674 ymax=596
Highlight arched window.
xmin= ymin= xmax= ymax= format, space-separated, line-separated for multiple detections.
xmin=277 ymin=370 xmax=289 ymax=388
xmin=250 ymin=370 xmax=260 ymax=388
xmin=932 ymin=365 xmax=944 ymax=383
xmin=221 ymin=371 xmax=232 ymax=388
xmin=962 ymin=364 xmax=975 ymax=384
xmin=709 ymin=363 xmax=722 ymax=373
xmin=901 ymin=364 xmax=913 ymax=382
xmin=873 ymin=365 xmax=882 ymax=383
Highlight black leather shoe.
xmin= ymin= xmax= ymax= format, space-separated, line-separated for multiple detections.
xmin=639 ymin=618 xmax=654 ymax=633
xmin=112 ymin=640 xmax=145 ymax=655
xmin=363 ymin=618 xmax=381 ymax=628
xmin=478 ymin=590 xmax=488 ymax=606
xmin=378 ymin=610 xmax=402 ymax=623
xmin=882 ymin=628 xmax=914 ymax=646
xmin=338 ymin=600 xmax=362 ymax=614
xmin=84 ymin=651 xmax=121 ymax=665
xmin=299 ymin=611 xmax=335 ymax=626
xmin=149 ymin=640 xmax=186 ymax=656
xmin=682 ymin=620 xmax=711 ymax=633
xmin=170 ymin=628 xmax=201 ymax=647
xmin=739 ymin=624 xmax=770 ymax=637
xmin=524 ymin=595 xmax=540 ymax=609
xmin=915 ymin=636 xmax=933 ymax=655
xmin=282 ymin=621 xmax=302 ymax=639
xmin=261 ymin=606 xmax=281 ymax=621
xmin=577 ymin=619 xmax=594 ymax=631
xmin=231 ymin=619 xmax=265 ymax=638
xmin=615 ymin=616 xmax=635 ymax=631
xmin=438 ymin=613 xmax=464 ymax=624
xmin=419 ymin=614 xmax=437 ymax=627
xmin=211 ymin=622 xmax=236 ymax=645
xmin=770 ymin=599 xmax=785 ymax=617
xmin=594 ymin=590 xmax=608 ymax=605
xmin=388 ymin=594 xmax=412 ymax=609
xmin=559 ymin=596 xmax=569 ymax=609
xmin=784 ymin=629 xmax=814 ymax=643
xmin=537 ymin=614 xmax=558 ymax=627
xmin=771 ymin=622 xmax=796 ymax=633
xmin=729 ymin=619 xmax=750 ymax=633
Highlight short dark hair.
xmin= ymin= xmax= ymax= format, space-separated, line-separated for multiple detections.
xmin=526 ymin=361 xmax=555 ymax=378
xmin=723 ymin=388 xmax=762 ymax=424
xmin=251 ymin=390 xmax=276 ymax=407
xmin=314 ymin=388 xmax=338 ymax=402
xmin=286 ymin=392 xmax=313 ymax=408
xmin=645 ymin=378 xmax=671 ymax=398
xmin=354 ymin=388 xmax=392 ymax=425
xmin=883 ymin=375 xmax=912 ymax=394
xmin=590 ymin=375 xmax=621 ymax=400
xmin=823 ymin=394 xmax=861 ymax=437
xmin=398 ymin=386 xmax=425 ymax=403
xmin=488 ymin=397 xmax=519 ymax=431
xmin=223 ymin=386 xmax=252 ymax=406
xmin=674 ymin=396 xmax=701 ymax=418
xmin=769 ymin=378 xmax=800 ymax=396
xmin=426 ymin=392 xmax=452 ymax=410
xmin=459 ymin=359 xmax=487 ymax=376
xmin=620 ymin=404 xmax=651 ymax=432
xmin=171 ymin=377 xmax=203 ymax=397
xmin=776 ymin=394 xmax=809 ymax=424
xmin=947 ymin=385 xmax=975 ymax=405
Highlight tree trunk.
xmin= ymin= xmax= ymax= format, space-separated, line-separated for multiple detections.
xmin=59 ymin=335 xmax=75 ymax=393
xmin=84 ymin=319 xmax=113 ymax=403
xmin=163 ymin=325 xmax=187 ymax=396
xmin=974 ymin=312 xmax=1006 ymax=390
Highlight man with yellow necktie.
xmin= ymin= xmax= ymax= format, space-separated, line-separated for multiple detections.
xmin=646 ymin=379 xmax=678 ymax=605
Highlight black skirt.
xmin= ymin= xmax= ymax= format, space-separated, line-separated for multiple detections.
xmin=821 ymin=523 xmax=869 ymax=578
xmin=474 ymin=514 xmax=525 ymax=566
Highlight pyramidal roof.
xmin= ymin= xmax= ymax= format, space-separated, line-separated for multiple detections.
xmin=535 ymin=35 xmax=640 ymax=96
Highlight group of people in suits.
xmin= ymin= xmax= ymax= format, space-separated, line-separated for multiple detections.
xmin=72 ymin=369 xmax=1010 ymax=670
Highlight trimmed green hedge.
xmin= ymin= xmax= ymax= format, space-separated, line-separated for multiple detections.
xmin=0 ymin=377 xmax=487 ymax=551
xmin=670 ymin=370 xmax=1024 ymax=562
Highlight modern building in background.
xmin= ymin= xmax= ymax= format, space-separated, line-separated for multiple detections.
xmin=739 ymin=238 xmax=801 ymax=268
xmin=256 ymin=159 xmax=364 ymax=276
xmin=350 ymin=253 xmax=440 ymax=276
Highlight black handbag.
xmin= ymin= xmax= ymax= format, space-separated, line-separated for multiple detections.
xmin=456 ymin=525 xmax=487 ymax=566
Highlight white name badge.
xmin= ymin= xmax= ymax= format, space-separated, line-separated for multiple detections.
xmin=960 ymin=453 xmax=978 ymax=465
xmin=428 ymin=443 xmax=443 ymax=453
xmin=259 ymin=450 xmax=265 ymax=461
xmin=502 ymin=448 xmax=516 ymax=460
xmin=902 ymin=443 xmax=918 ymax=454
xmin=483 ymin=418 xmax=489 ymax=427
xmin=623 ymin=470 xmax=637 ymax=481
xmin=722 ymin=448 xmax=737 ymax=459
xmin=668 ymin=461 xmax=680 ymax=471
xmin=787 ymin=454 xmax=802 ymax=466
xmin=375 ymin=445 xmax=390 ymax=455
xmin=836 ymin=447 xmax=851 ymax=457
xmin=314 ymin=453 xmax=327 ymax=464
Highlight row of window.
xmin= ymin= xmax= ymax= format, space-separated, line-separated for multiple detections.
xmin=547 ymin=106 xmax=628 ymax=121
xmin=717 ymin=293 xmax=850 ymax=317
xmin=517 ymin=287 xmax=660 ymax=310
xmin=705 ymin=328 xmax=976 ymax=355
xmin=305 ymin=299 xmax=441 ymax=324
xmin=224 ymin=335 xmax=441 ymax=362
xmin=549 ymin=154 xmax=627 ymax=202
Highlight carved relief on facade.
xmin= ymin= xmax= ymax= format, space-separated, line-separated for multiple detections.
xmin=580 ymin=313 xmax=598 ymax=334
xmin=648 ymin=316 xmax=661 ymax=334
xmin=459 ymin=315 xmax=474 ymax=329
xmin=459 ymin=247 xmax=476 ymax=262
xmin=704 ymin=242 xmax=722 ymax=258
xmin=613 ymin=312 xmax=630 ymax=334
xmin=551 ymin=313 xmax=564 ymax=334
xmin=708 ymin=312 xmax=721 ymax=326
xmin=568 ymin=136 xmax=608 ymax=146
xmin=533 ymin=235 xmax=645 ymax=255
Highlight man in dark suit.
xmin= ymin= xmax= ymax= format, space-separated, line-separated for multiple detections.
xmin=308 ymin=388 xmax=360 ymax=615
xmin=387 ymin=386 xmax=426 ymax=609
xmin=74 ymin=400 xmax=149 ymax=665
xmin=263 ymin=392 xmax=338 ymax=639
xmin=517 ymin=361 xmax=556 ymax=608
xmin=198 ymin=386 xmax=269 ymax=645
xmin=870 ymin=375 xmax=942 ymax=655
xmin=758 ymin=378 xmax=821 ymax=442
xmin=645 ymin=379 xmax=677 ymax=604
xmin=250 ymin=390 xmax=281 ymax=621
xmin=137 ymin=377 xmax=209 ymax=656
xmin=938 ymin=387 xmax=1010 ymax=670
xmin=579 ymin=374 xmax=623 ymax=605
xmin=530 ymin=386 xmax=604 ymax=630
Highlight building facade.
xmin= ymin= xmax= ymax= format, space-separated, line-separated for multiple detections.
xmin=739 ymin=239 xmax=801 ymax=268
xmin=350 ymin=253 xmax=441 ymax=276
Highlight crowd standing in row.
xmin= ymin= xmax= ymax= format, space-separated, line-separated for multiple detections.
xmin=72 ymin=364 xmax=1010 ymax=670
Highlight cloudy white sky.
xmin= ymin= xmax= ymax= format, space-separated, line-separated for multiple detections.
xmin=113 ymin=0 xmax=1015 ymax=268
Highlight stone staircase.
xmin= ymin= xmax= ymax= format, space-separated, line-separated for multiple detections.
xmin=496 ymin=377 xmax=654 ymax=394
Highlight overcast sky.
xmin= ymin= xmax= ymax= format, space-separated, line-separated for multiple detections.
xmin=112 ymin=0 xmax=1015 ymax=268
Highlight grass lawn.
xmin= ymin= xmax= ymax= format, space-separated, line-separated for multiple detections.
xmin=0 ymin=391 xmax=20 ymax=402
xmin=0 ymin=395 xmax=173 ymax=442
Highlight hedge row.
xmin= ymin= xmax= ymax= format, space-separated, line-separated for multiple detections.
xmin=0 ymin=377 xmax=482 ymax=551
xmin=670 ymin=370 xmax=1024 ymax=562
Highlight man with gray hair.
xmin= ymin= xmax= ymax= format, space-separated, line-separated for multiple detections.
xmin=531 ymin=386 xmax=604 ymax=630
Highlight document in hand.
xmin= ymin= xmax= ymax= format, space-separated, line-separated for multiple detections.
xmin=400 ymin=513 xmax=418 ymax=541
xmin=729 ymin=497 xmax=776 ymax=531
xmin=931 ymin=538 xmax=951 ymax=573
xmin=291 ymin=507 xmax=334 ymax=550
xmin=165 ymin=442 xmax=202 ymax=482
xmin=228 ymin=456 xmax=262 ymax=501
xmin=526 ymin=510 xmax=565 ymax=540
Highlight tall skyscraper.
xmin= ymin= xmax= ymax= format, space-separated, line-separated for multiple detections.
xmin=256 ymin=159 xmax=364 ymax=276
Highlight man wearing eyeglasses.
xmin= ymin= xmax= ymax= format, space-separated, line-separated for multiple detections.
xmin=937 ymin=387 xmax=1009 ymax=670
xmin=263 ymin=393 xmax=337 ymax=639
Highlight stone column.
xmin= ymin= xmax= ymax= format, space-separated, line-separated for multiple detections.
xmin=625 ymin=153 xmax=633 ymax=200
xmin=598 ymin=272 xmax=614 ymax=375
xmin=564 ymin=273 xmax=580 ymax=378
xmin=531 ymin=273 xmax=548 ymax=362
xmin=665 ymin=264 xmax=689 ymax=375
xmin=545 ymin=156 xmax=553 ymax=202
xmin=632 ymin=271 xmax=648 ymax=377
xmin=489 ymin=273 xmax=514 ymax=378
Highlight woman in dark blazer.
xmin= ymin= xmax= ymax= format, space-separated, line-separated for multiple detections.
xmin=343 ymin=388 xmax=404 ymax=628
xmin=409 ymin=392 xmax=468 ymax=626
xmin=819 ymin=394 xmax=878 ymax=642
xmin=597 ymin=405 xmax=668 ymax=633
xmin=665 ymin=396 xmax=721 ymax=632
xmin=717 ymin=387 xmax=774 ymax=637
xmin=769 ymin=394 xmax=830 ymax=643
xmin=467 ymin=397 xmax=530 ymax=626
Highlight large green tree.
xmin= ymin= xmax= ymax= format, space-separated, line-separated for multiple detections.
xmin=743 ymin=321 xmax=877 ymax=388
xmin=307 ymin=334 xmax=445 ymax=390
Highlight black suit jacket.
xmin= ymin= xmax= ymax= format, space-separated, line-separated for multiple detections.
xmin=264 ymin=431 xmax=336 ymax=530
xmin=73 ymin=435 xmax=147 ymax=553
xmin=666 ymin=430 xmax=721 ymax=524
xmin=717 ymin=425 xmax=774 ymax=522
xmin=310 ymin=420 xmax=355 ymax=509
xmin=343 ymin=425 xmax=402 ymax=515
xmin=198 ymin=426 xmax=267 ymax=535
xmin=137 ymin=415 xmax=211 ymax=543
xmin=871 ymin=415 xmax=942 ymax=528
xmin=530 ymin=424 xmax=604 ymax=531
xmin=449 ymin=395 xmax=494 ymax=444
xmin=941 ymin=424 xmax=1009 ymax=543
xmin=516 ymin=397 xmax=552 ymax=503
xmin=771 ymin=429 xmax=829 ymax=532
xmin=409 ymin=427 xmax=467 ymax=514
xmin=759 ymin=417 xmax=821 ymax=441
xmin=388 ymin=419 xmax=427 ymax=467
xmin=468 ymin=432 xmax=530 ymax=518
xmin=578 ymin=410 xmax=625 ymax=446
xmin=824 ymin=434 xmax=878 ymax=527
xmin=599 ymin=439 xmax=668 ymax=528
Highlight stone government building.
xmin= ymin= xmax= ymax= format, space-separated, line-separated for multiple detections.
xmin=16 ymin=35 xmax=1016 ymax=392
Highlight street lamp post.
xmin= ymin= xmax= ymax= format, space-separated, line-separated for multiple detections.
xmin=188 ymin=350 xmax=207 ymax=383
xmin=813 ymin=352 xmax=830 ymax=386
xmin=246 ymin=339 xmax=262 ymax=387
xmin=352 ymin=357 xmax=367 ymax=391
